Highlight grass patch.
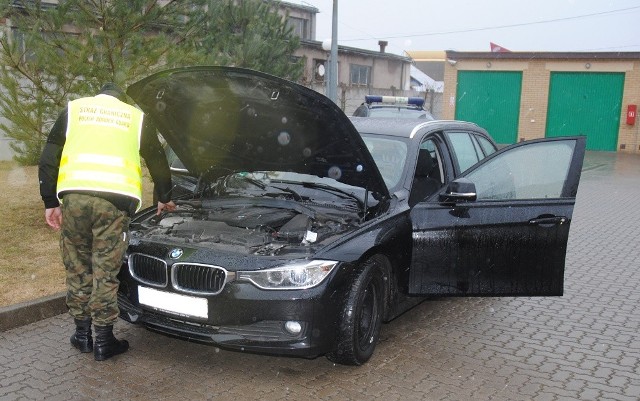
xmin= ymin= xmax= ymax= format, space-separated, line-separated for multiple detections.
xmin=0 ymin=160 xmax=155 ymax=307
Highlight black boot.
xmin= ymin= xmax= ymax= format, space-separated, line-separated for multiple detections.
xmin=70 ymin=317 xmax=93 ymax=353
xmin=94 ymin=325 xmax=129 ymax=361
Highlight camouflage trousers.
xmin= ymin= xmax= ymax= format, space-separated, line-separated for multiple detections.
xmin=60 ymin=193 xmax=130 ymax=326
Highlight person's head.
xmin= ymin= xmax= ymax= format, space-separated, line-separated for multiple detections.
xmin=98 ymin=82 xmax=127 ymax=102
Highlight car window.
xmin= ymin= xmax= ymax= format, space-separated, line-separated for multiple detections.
xmin=165 ymin=145 xmax=188 ymax=172
xmin=475 ymin=135 xmax=497 ymax=156
xmin=353 ymin=105 xmax=368 ymax=117
xmin=471 ymin=134 xmax=485 ymax=159
xmin=465 ymin=140 xmax=576 ymax=200
xmin=446 ymin=132 xmax=481 ymax=173
xmin=419 ymin=139 xmax=443 ymax=184
xmin=361 ymin=136 xmax=408 ymax=190
xmin=408 ymin=138 xmax=444 ymax=206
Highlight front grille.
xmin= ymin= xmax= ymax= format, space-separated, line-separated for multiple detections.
xmin=172 ymin=263 xmax=227 ymax=295
xmin=128 ymin=253 xmax=168 ymax=287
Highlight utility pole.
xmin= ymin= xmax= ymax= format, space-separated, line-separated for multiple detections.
xmin=326 ymin=0 xmax=338 ymax=103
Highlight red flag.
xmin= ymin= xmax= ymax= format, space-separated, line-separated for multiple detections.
xmin=490 ymin=42 xmax=510 ymax=52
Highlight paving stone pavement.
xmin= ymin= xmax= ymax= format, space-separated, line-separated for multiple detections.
xmin=1 ymin=152 xmax=639 ymax=401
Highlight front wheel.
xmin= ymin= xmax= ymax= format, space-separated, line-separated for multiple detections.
xmin=326 ymin=256 xmax=387 ymax=365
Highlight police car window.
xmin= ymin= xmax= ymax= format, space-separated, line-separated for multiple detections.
xmin=446 ymin=132 xmax=481 ymax=173
xmin=368 ymin=108 xmax=432 ymax=119
xmin=354 ymin=96 xmax=434 ymax=120
xmin=353 ymin=105 xmax=368 ymax=117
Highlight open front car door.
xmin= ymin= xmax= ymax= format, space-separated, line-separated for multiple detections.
xmin=409 ymin=137 xmax=586 ymax=296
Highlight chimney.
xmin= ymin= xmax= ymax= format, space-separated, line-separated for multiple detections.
xmin=378 ymin=41 xmax=388 ymax=53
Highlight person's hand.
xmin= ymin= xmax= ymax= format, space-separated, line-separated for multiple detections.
xmin=45 ymin=207 xmax=62 ymax=230
xmin=156 ymin=200 xmax=176 ymax=216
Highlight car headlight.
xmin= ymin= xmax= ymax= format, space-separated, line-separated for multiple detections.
xmin=237 ymin=260 xmax=338 ymax=290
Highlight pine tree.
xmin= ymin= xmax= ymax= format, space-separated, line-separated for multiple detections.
xmin=192 ymin=0 xmax=303 ymax=79
xmin=0 ymin=0 xmax=303 ymax=165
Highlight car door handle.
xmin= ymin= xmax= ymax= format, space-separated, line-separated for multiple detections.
xmin=528 ymin=216 xmax=567 ymax=225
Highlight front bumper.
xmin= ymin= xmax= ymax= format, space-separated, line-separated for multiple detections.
xmin=116 ymin=280 xmax=340 ymax=358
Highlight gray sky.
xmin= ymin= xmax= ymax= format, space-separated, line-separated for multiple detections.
xmin=296 ymin=0 xmax=640 ymax=55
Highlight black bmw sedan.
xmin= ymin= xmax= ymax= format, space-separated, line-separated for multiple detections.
xmin=117 ymin=66 xmax=585 ymax=365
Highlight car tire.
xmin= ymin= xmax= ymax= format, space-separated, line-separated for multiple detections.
xmin=326 ymin=255 xmax=386 ymax=366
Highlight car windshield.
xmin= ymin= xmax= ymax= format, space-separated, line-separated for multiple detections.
xmin=368 ymin=107 xmax=434 ymax=119
xmin=360 ymin=134 xmax=409 ymax=190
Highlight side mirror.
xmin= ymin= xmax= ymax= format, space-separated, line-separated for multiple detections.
xmin=439 ymin=178 xmax=477 ymax=203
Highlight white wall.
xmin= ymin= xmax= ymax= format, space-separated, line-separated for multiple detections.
xmin=0 ymin=116 xmax=14 ymax=161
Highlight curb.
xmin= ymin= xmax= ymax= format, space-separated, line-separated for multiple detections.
xmin=0 ymin=292 xmax=67 ymax=332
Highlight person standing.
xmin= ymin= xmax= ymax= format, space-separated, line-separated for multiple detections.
xmin=38 ymin=83 xmax=175 ymax=361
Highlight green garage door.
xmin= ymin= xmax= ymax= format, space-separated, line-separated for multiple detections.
xmin=546 ymin=72 xmax=624 ymax=151
xmin=455 ymin=71 xmax=522 ymax=145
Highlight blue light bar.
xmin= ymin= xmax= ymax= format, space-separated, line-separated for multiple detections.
xmin=365 ymin=95 xmax=424 ymax=107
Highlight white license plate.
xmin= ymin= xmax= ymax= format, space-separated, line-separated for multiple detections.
xmin=138 ymin=286 xmax=208 ymax=319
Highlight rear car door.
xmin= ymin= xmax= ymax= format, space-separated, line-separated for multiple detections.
xmin=408 ymin=137 xmax=586 ymax=296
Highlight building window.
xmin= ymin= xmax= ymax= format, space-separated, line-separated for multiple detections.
xmin=350 ymin=64 xmax=371 ymax=86
xmin=314 ymin=59 xmax=327 ymax=82
xmin=10 ymin=28 xmax=68 ymax=63
xmin=287 ymin=16 xmax=309 ymax=40
xmin=11 ymin=29 xmax=34 ymax=63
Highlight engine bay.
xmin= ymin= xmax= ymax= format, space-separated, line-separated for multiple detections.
xmin=131 ymin=201 xmax=362 ymax=256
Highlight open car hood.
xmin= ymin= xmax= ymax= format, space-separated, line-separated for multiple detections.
xmin=127 ymin=66 xmax=389 ymax=200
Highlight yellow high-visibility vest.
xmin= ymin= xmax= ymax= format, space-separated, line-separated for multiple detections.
xmin=57 ymin=94 xmax=145 ymax=212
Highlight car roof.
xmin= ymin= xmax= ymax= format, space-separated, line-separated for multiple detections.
xmin=349 ymin=117 xmax=486 ymax=139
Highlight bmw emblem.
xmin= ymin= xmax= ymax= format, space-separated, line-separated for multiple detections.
xmin=169 ymin=248 xmax=184 ymax=259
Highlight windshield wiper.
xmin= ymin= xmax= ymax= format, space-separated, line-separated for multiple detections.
xmin=299 ymin=182 xmax=364 ymax=208
xmin=239 ymin=175 xmax=267 ymax=189
xmin=207 ymin=173 xmax=310 ymax=203
xmin=270 ymin=185 xmax=305 ymax=201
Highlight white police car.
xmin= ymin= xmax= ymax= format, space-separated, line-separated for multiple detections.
xmin=353 ymin=95 xmax=434 ymax=119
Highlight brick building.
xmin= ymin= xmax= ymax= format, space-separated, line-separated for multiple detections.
xmin=441 ymin=51 xmax=640 ymax=153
